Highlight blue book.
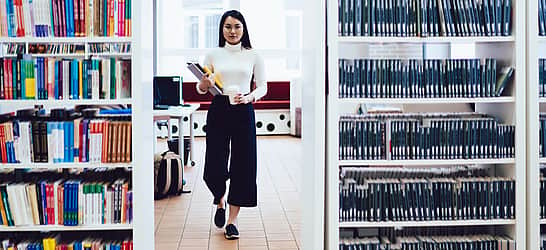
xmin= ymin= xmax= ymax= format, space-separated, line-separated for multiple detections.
xmin=40 ymin=181 xmax=48 ymax=224
xmin=69 ymin=0 xmax=75 ymax=37
xmin=70 ymin=181 xmax=75 ymax=225
xmin=63 ymin=121 xmax=68 ymax=162
xmin=69 ymin=121 xmax=74 ymax=162
xmin=40 ymin=58 xmax=45 ymax=99
xmin=63 ymin=182 xmax=68 ymax=225
xmin=82 ymin=60 xmax=88 ymax=99
xmin=54 ymin=62 xmax=59 ymax=99
xmin=36 ymin=58 xmax=41 ymax=99
xmin=6 ymin=0 xmax=13 ymax=37
xmin=73 ymin=181 xmax=80 ymax=225
xmin=35 ymin=58 xmax=40 ymax=99
xmin=73 ymin=60 xmax=79 ymax=99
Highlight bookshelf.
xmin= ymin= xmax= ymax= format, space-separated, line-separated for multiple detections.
xmin=528 ymin=0 xmax=543 ymax=249
xmin=0 ymin=1 xmax=152 ymax=250
xmin=338 ymin=158 xmax=516 ymax=166
xmin=0 ymin=224 xmax=133 ymax=232
xmin=0 ymin=99 xmax=133 ymax=105
xmin=339 ymin=219 xmax=517 ymax=228
xmin=338 ymin=36 xmax=516 ymax=44
xmin=338 ymin=97 xmax=516 ymax=104
xmin=327 ymin=0 xmax=526 ymax=249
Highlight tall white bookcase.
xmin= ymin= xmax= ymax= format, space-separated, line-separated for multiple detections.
xmin=0 ymin=1 xmax=154 ymax=249
xmin=326 ymin=1 xmax=526 ymax=250
xmin=527 ymin=0 xmax=543 ymax=249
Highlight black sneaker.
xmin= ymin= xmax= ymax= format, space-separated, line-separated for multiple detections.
xmin=214 ymin=203 xmax=226 ymax=228
xmin=224 ymin=224 xmax=239 ymax=240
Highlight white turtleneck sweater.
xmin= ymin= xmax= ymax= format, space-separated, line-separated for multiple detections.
xmin=196 ymin=42 xmax=267 ymax=101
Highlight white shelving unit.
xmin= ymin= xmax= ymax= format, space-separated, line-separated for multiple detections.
xmin=339 ymin=220 xmax=517 ymax=228
xmin=326 ymin=1 xmax=526 ymax=250
xmin=0 ymin=224 xmax=133 ymax=232
xmin=338 ymin=36 xmax=516 ymax=44
xmin=0 ymin=37 xmax=133 ymax=43
xmin=339 ymin=97 xmax=516 ymax=104
xmin=0 ymin=37 xmax=131 ymax=59
xmin=527 ymin=0 xmax=543 ymax=249
xmin=0 ymin=99 xmax=133 ymax=106
xmin=339 ymin=159 xmax=516 ymax=166
xmin=0 ymin=3 xmax=152 ymax=250
xmin=0 ymin=163 xmax=133 ymax=169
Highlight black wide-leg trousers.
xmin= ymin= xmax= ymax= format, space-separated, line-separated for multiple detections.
xmin=203 ymin=95 xmax=257 ymax=207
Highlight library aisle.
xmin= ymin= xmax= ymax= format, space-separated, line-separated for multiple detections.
xmin=154 ymin=136 xmax=302 ymax=250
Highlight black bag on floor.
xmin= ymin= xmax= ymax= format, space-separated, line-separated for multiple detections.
xmin=154 ymin=151 xmax=184 ymax=200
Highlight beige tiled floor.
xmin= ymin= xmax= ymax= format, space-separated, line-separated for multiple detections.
xmin=155 ymin=136 xmax=302 ymax=250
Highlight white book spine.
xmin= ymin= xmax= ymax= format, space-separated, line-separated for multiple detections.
xmin=6 ymin=186 xmax=19 ymax=226
xmin=58 ymin=122 xmax=65 ymax=162
xmin=47 ymin=123 xmax=54 ymax=163
xmin=103 ymin=59 xmax=109 ymax=99
xmin=92 ymin=67 xmax=99 ymax=100
xmin=113 ymin=0 xmax=118 ymax=36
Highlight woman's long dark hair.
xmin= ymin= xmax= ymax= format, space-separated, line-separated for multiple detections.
xmin=218 ymin=10 xmax=252 ymax=49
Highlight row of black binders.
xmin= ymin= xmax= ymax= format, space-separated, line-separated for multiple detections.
xmin=339 ymin=113 xmax=515 ymax=161
xmin=339 ymin=235 xmax=515 ymax=250
xmin=338 ymin=0 xmax=512 ymax=37
xmin=338 ymin=59 xmax=513 ymax=99
xmin=339 ymin=176 xmax=515 ymax=222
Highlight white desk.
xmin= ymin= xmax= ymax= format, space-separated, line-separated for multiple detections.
xmin=153 ymin=104 xmax=200 ymax=166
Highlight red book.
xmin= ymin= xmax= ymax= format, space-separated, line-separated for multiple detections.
xmin=15 ymin=0 xmax=24 ymax=37
xmin=79 ymin=120 xmax=83 ymax=162
xmin=6 ymin=59 xmax=12 ymax=100
xmin=0 ymin=124 xmax=6 ymax=163
xmin=3 ymin=60 xmax=7 ymax=100
xmin=117 ymin=0 xmax=122 ymax=36
xmin=74 ymin=0 xmax=79 ymax=36
xmin=52 ymin=0 xmax=59 ymax=36
xmin=80 ymin=0 xmax=85 ymax=36
xmin=59 ymin=0 xmax=66 ymax=37
xmin=47 ymin=183 xmax=54 ymax=225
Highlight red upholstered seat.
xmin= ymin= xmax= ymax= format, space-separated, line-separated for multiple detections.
xmin=183 ymin=81 xmax=290 ymax=110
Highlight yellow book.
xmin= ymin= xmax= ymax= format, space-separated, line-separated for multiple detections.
xmin=50 ymin=238 xmax=57 ymax=249
xmin=42 ymin=238 xmax=49 ymax=250
xmin=25 ymin=78 xmax=36 ymax=99
xmin=202 ymin=65 xmax=223 ymax=89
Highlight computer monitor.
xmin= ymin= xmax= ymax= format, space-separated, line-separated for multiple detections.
xmin=153 ymin=76 xmax=182 ymax=108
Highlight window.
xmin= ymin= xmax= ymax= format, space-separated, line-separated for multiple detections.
xmin=156 ymin=0 xmax=303 ymax=81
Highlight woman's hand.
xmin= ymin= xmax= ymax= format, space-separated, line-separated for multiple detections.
xmin=198 ymin=74 xmax=214 ymax=92
xmin=234 ymin=94 xmax=254 ymax=104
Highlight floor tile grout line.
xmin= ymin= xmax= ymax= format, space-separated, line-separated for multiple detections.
xmin=178 ymin=148 xmax=208 ymax=250
xmin=257 ymin=145 xmax=271 ymax=250
xmin=261 ymin=143 xmax=301 ymax=250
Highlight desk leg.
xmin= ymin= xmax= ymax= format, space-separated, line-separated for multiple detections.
xmin=189 ymin=113 xmax=195 ymax=166
xmin=167 ymin=119 xmax=172 ymax=140
xmin=178 ymin=117 xmax=185 ymax=166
